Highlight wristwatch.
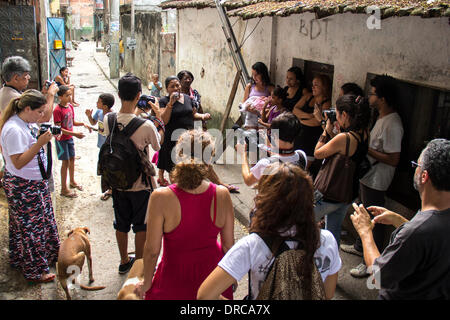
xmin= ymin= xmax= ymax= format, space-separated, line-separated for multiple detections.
xmin=320 ymin=120 xmax=326 ymax=127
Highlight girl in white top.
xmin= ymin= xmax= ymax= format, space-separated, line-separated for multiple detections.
xmin=198 ymin=162 xmax=341 ymax=300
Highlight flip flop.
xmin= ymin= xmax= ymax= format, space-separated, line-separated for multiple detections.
xmin=27 ymin=273 xmax=56 ymax=284
xmin=157 ymin=178 xmax=169 ymax=187
xmin=61 ymin=191 xmax=78 ymax=198
xmin=101 ymin=192 xmax=112 ymax=201
xmin=70 ymin=183 xmax=83 ymax=191
xmin=227 ymin=184 xmax=240 ymax=194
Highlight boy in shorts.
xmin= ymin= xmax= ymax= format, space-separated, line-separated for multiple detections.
xmin=85 ymin=93 xmax=115 ymax=200
xmin=53 ymin=85 xmax=91 ymax=198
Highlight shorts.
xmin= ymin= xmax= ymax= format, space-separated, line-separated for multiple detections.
xmin=56 ymin=138 xmax=75 ymax=161
xmin=112 ymin=189 xmax=150 ymax=233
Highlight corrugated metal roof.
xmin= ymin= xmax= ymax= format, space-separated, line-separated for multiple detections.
xmin=160 ymin=0 xmax=450 ymax=19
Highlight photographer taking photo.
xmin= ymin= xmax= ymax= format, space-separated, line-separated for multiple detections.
xmin=313 ymin=94 xmax=370 ymax=245
xmin=0 ymin=89 xmax=60 ymax=283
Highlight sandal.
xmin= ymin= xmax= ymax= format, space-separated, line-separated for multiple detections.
xmin=27 ymin=273 xmax=56 ymax=284
xmin=157 ymin=178 xmax=169 ymax=187
xmin=70 ymin=183 xmax=83 ymax=191
xmin=101 ymin=191 xmax=112 ymax=201
xmin=227 ymin=184 xmax=240 ymax=194
xmin=61 ymin=191 xmax=78 ymax=198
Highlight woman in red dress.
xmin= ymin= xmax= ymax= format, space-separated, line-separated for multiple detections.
xmin=135 ymin=129 xmax=235 ymax=300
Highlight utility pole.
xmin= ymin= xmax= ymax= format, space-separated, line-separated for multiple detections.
xmin=109 ymin=0 xmax=120 ymax=78
xmin=102 ymin=0 xmax=110 ymax=49
xmin=130 ymin=0 xmax=135 ymax=74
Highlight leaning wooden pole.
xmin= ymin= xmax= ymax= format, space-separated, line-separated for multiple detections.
xmin=220 ymin=70 xmax=241 ymax=134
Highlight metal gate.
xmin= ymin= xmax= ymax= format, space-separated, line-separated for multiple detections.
xmin=47 ymin=17 xmax=66 ymax=81
xmin=0 ymin=5 xmax=40 ymax=89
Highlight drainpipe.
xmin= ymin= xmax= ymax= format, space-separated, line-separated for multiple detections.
xmin=131 ymin=0 xmax=135 ymax=74
xmin=109 ymin=0 xmax=120 ymax=78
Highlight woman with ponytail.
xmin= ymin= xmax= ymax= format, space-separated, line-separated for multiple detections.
xmin=135 ymin=129 xmax=235 ymax=300
xmin=0 ymin=89 xmax=60 ymax=283
xmin=313 ymin=94 xmax=370 ymax=245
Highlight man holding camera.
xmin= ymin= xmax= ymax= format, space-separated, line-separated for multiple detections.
xmin=0 ymin=56 xmax=58 ymax=121
xmin=351 ymin=139 xmax=450 ymax=299
xmin=341 ymin=75 xmax=404 ymax=277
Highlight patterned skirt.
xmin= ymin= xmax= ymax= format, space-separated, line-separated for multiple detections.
xmin=2 ymin=171 xmax=60 ymax=280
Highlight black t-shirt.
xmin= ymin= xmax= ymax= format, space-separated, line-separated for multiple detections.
xmin=374 ymin=208 xmax=450 ymax=300
xmin=159 ymin=94 xmax=195 ymax=135
xmin=283 ymin=86 xmax=303 ymax=112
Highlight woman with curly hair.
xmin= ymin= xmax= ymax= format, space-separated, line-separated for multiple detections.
xmin=197 ymin=162 xmax=341 ymax=300
xmin=134 ymin=129 xmax=235 ymax=300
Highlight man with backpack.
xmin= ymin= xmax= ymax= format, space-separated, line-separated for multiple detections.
xmin=99 ymin=73 xmax=161 ymax=274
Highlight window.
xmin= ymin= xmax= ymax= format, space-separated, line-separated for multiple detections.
xmin=292 ymin=58 xmax=334 ymax=89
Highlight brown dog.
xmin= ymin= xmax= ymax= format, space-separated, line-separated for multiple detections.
xmin=56 ymin=227 xmax=106 ymax=300
xmin=117 ymin=258 xmax=144 ymax=300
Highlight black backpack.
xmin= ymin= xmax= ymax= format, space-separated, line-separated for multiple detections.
xmin=97 ymin=113 xmax=154 ymax=190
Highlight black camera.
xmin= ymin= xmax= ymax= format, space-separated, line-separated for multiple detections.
xmin=44 ymin=80 xmax=55 ymax=89
xmin=137 ymin=94 xmax=156 ymax=111
xmin=323 ymin=109 xmax=337 ymax=123
xmin=39 ymin=123 xmax=61 ymax=136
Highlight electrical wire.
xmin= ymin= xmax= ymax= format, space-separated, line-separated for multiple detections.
xmin=239 ymin=17 xmax=262 ymax=49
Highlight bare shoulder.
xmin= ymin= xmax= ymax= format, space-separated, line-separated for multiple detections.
xmin=215 ymin=185 xmax=232 ymax=202
xmin=150 ymin=186 xmax=174 ymax=200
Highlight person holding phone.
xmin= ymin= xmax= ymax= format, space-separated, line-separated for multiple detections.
xmin=156 ymin=76 xmax=210 ymax=186
xmin=0 ymin=90 xmax=60 ymax=283
xmin=351 ymin=139 xmax=450 ymax=299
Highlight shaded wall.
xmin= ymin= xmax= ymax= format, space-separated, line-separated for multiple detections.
xmin=121 ymin=11 xmax=161 ymax=86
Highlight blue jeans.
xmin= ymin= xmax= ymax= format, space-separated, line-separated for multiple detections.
xmin=314 ymin=200 xmax=350 ymax=245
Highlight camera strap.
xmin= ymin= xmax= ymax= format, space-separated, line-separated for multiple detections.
xmin=37 ymin=142 xmax=52 ymax=180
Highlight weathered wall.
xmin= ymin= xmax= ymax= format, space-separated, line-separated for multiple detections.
xmin=176 ymin=8 xmax=449 ymax=118
xmin=274 ymin=13 xmax=450 ymax=100
xmin=121 ymin=11 xmax=161 ymax=86
xmin=176 ymin=8 xmax=273 ymax=120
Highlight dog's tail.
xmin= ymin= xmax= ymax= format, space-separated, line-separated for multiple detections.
xmin=80 ymin=284 xmax=106 ymax=291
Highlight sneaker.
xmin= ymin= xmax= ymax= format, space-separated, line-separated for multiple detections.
xmin=118 ymin=257 xmax=136 ymax=274
xmin=340 ymin=244 xmax=363 ymax=257
xmin=350 ymin=263 xmax=370 ymax=278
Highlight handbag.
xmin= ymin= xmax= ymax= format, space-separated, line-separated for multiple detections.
xmin=314 ymin=134 xmax=355 ymax=204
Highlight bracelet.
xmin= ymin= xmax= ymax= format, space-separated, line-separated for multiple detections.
xmin=318 ymin=134 xmax=328 ymax=143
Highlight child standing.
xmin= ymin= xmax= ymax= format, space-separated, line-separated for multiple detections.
xmin=53 ymin=85 xmax=91 ymax=198
xmin=258 ymin=86 xmax=288 ymax=131
xmin=148 ymin=74 xmax=162 ymax=98
xmin=85 ymin=93 xmax=115 ymax=200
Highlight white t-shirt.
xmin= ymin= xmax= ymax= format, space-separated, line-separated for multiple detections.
xmin=0 ymin=114 xmax=46 ymax=180
xmin=360 ymin=112 xmax=403 ymax=191
xmin=250 ymin=150 xmax=307 ymax=180
xmin=218 ymin=229 xmax=341 ymax=300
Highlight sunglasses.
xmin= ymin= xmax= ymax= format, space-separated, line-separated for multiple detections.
xmin=411 ymin=161 xmax=422 ymax=168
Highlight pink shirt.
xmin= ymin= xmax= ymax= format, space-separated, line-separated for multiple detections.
xmin=53 ymin=103 xmax=74 ymax=140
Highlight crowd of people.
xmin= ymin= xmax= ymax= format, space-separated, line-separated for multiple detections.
xmin=0 ymin=55 xmax=448 ymax=300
